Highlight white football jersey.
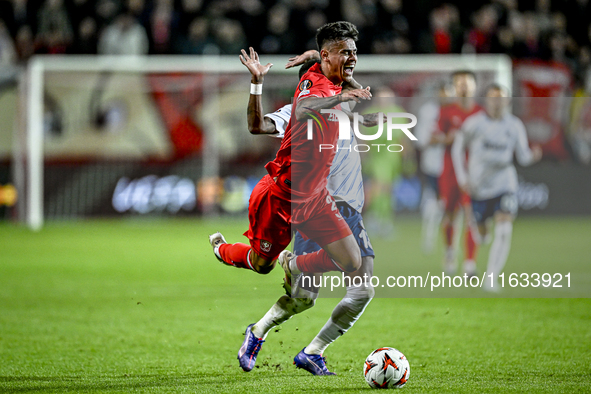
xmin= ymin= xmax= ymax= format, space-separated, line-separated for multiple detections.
xmin=414 ymin=100 xmax=444 ymax=177
xmin=452 ymin=111 xmax=536 ymax=200
xmin=265 ymin=104 xmax=365 ymax=212
xmin=264 ymin=104 xmax=292 ymax=139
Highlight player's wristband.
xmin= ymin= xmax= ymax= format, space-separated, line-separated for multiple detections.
xmin=250 ymin=83 xmax=263 ymax=95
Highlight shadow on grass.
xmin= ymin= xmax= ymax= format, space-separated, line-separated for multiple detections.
xmin=0 ymin=373 xmax=369 ymax=393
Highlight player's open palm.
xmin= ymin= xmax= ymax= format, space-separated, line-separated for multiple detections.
xmin=341 ymin=87 xmax=372 ymax=103
xmin=360 ymin=112 xmax=384 ymax=127
xmin=239 ymin=47 xmax=273 ymax=83
xmin=285 ymin=49 xmax=320 ymax=69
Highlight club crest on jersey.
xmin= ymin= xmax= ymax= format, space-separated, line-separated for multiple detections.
xmin=260 ymin=240 xmax=272 ymax=253
xmin=299 ymin=79 xmax=313 ymax=91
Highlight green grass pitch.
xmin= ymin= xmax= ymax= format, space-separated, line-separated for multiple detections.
xmin=1 ymin=217 xmax=590 ymax=393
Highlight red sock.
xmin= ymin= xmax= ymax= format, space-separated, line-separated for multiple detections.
xmin=444 ymin=223 xmax=454 ymax=248
xmin=466 ymin=230 xmax=477 ymax=261
xmin=295 ymin=250 xmax=344 ymax=273
xmin=218 ymin=243 xmax=252 ymax=270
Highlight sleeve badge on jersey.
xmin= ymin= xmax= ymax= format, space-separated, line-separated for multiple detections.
xmin=298 ymin=79 xmax=313 ymax=91
xmin=260 ymin=240 xmax=273 ymax=253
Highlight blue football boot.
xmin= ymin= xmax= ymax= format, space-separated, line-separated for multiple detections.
xmin=237 ymin=324 xmax=264 ymax=372
xmin=293 ymin=348 xmax=336 ymax=376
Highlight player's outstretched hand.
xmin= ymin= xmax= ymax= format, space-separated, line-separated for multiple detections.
xmin=359 ymin=112 xmax=384 ymax=127
xmin=239 ymin=47 xmax=273 ymax=83
xmin=443 ymin=129 xmax=457 ymax=145
xmin=340 ymin=86 xmax=372 ymax=103
xmin=532 ymin=144 xmax=543 ymax=162
xmin=459 ymin=182 xmax=471 ymax=196
xmin=285 ymin=50 xmax=320 ymax=69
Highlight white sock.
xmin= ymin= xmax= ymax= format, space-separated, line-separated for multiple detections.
xmin=486 ymin=221 xmax=513 ymax=280
xmin=251 ymin=295 xmax=314 ymax=339
xmin=289 ymin=256 xmax=302 ymax=275
xmin=422 ymin=197 xmax=443 ymax=252
xmin=452 ymin=210 xmax=464 ymax=253
xmin=304 ymin=318 xmax=344 ymax=355
xmin=304 ymin=284 xmax=373 ymax=355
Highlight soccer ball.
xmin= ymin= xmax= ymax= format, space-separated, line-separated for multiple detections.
xmin=363 ymin=347 xmax=410 ymax=389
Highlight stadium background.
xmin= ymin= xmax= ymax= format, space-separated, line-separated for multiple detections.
xmin=1 ymin=0 xmax=591 ymax=220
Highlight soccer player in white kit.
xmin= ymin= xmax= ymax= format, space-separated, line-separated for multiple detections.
xmin=234 ymin=47 xmax=376 ymax=375
xmin=414 ymin=82 xmax=450 ymax=253
xmin=451 ymin=84 xmax=542 ymax=291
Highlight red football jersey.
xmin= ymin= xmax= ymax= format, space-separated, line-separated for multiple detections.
xmin=437 ymin=102 xmax=483 ymax=181
xmin=265 ymin=62 xmax=342 ymax=200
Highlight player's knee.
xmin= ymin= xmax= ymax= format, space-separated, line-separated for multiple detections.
xmin=343 ymin=252 xmax=362 ymax=273
xmin=253 ymin=262 xmax=274 ymax=274
xmin=250 ymin=253 xmax=275 ymax=274
xmin=292 ymin=297 xmax=316 ymax=314
xmin=347 ymin=283 xmax=375 ymax=305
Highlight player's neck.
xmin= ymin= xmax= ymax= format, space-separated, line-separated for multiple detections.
xmin=458 ymin=97 xmax=474 ymax=110
xmin=320 ymin=63 xmax=343 ymax=86
xmin=487 ymin=111 xmax=503 ymax=120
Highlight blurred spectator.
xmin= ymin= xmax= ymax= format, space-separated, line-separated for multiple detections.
xmin=0 ymin=20 xmax=17 ymax=66
xmin=0 ymin=0 xmax=16 ymax=36
xmin=70 ymin=16 xmax=97 ymax=53
xmin=211 ymin=18 xmax=246 ymax=55
xmin=178 ymin=0 xmax=204 ymax=36
xmin=419 ymin=4 xmax=462 ymax=54
xmin=260 ymin=4 xmax=296 ymax=54
xmin=304 ymin=9 xmax=327 ymax=50
xmin=466 ymin=5 xmax=498 ymax=53
xmin=369 ymin=0 xmax=411 ymax=54
xmin=148 ymin=0 xmax=179 ymax=54
xmin=513 ymin=12 xmax=541 ymax=58
xmin=127 ymin=0 xmax=149 ymax=24
xmin=175 ymin=16 xmax=216 ymax=54
xmin=66 ymin=0 xmax=95 ymax=35
xmin=36 ymin=0 xmax=74 ymax=53
xmin=224 ymin=0 xmax=267 ymax=50
xmin=95 ymin=0 xmax=122 ymax=31
xmin=12 ymin=0 xmax=37 ymax=34
xmin=98 ymin=12 xmax=148 ymax=55
xmin=15 ymin=25 xmax=35 ymax=61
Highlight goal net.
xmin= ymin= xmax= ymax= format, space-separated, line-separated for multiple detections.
xmin=16 ymin=54 xmax=511 ymax=230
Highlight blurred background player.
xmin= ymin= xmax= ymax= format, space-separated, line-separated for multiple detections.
xmin=414 ymin=82 xmax=451 ymax=253
xmin=235 ymin=46 xmax=376 ymax=376
xmin=435 ymin=70 xmax=482 ymax=276
xmin=360 ymin=87 xmax=413 ymax=238
xmin=452 ymin=84 xmax=542 ymax=291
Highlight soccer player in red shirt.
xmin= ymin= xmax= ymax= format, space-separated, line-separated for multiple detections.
xmin=435 ymin=70 xmax=482 ymax=276
xmin=209 ymin=22 xmax=371 ymax=281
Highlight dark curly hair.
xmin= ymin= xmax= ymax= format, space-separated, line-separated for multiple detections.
xmin=315 ymin=21 xmax=359 ymax=52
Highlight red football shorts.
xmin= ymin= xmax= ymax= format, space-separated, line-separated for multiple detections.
xmin=439 ymin=173 xmax=470 ymax=213
xmin=292 ymin=188 xmax=352 ymax=248
xmin=243 ymin=175 xmax=292 ymax=261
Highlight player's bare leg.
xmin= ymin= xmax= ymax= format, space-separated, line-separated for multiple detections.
xmin=303 ymin=256 xmax=374 ymax=353
xmin=441 ymin=209 xmax=457 ymax=275
xmin=293 ymin=256 xmax=373 ymax=375
xmin=462 ymin=203 xmax=479 ymax=277
xmin=286 ymin=234 xmax=361 ymax=276
xmin=421 ymin=193 xmax=443 ymax=254
xmin=209 ymin=232 xmax=276 ymax=274
xmin=238 ymin=288 xmax=317 ymax=372
xmin=484 ymin=212 xmax=514 ymax=292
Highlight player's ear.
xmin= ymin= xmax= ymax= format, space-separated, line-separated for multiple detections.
xmin=320 ymin=48 xmax=329 ymax=62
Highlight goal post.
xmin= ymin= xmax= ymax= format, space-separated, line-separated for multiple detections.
xmin=19 ymin=54 xmax=512 ymax=230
